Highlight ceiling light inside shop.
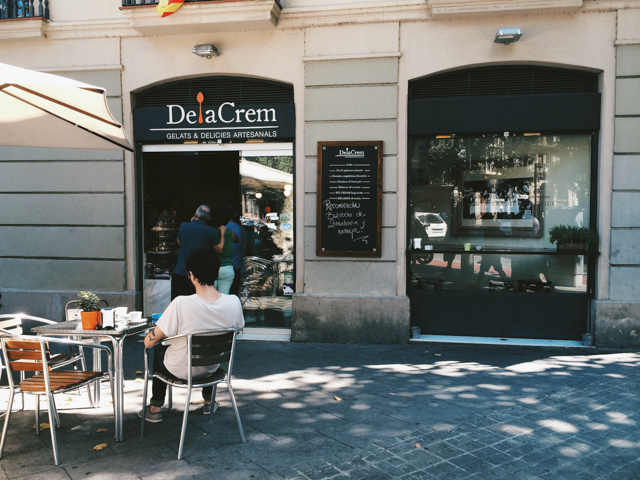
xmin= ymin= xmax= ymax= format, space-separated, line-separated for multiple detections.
xmin=494 ymin=28 xmax=522 ymax=45
xmin=255 ymin=192 xmax=262 ymax=199
xmin=284 ymin=184 xmax=293 ymax=197
xmin=192 ymin=44 xmax=219 ymax=59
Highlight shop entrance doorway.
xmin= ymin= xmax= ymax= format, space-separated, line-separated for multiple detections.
xmin=140 ymin=143 xmax=294 ymax=341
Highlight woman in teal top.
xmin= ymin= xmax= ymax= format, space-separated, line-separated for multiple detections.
xmin=211 ymin=208 xmax=237 ymax=294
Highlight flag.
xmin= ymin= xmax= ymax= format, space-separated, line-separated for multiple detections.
xmin=156 ymin=0 xmax=184 ymax=18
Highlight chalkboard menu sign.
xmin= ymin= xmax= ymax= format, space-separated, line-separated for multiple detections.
xmin=316 ymin=141 xmax=383 ymax=257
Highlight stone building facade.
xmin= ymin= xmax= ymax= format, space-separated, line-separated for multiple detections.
xmin=0 ymin=0 xmax=639 ymax=347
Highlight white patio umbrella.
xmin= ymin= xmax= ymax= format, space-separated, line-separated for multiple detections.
xmin=0 ymin=62 xmax=132 ymax=151
xmin=239 ymin=158 xmax=293 ymax=190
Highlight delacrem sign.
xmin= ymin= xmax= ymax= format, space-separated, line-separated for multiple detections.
xmin=133 ymin=93 xmax=295 ymax=142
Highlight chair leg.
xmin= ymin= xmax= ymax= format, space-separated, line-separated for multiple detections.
xmin=227 ymin=382 xmax=246 ymax=443
xmin=51 ymin=398 xmax=60 ymax=429
xmin=80 ymin=347 xmax=94 ymax=408
xmin=19 ymin=372 xmax=25 ymax=411
xmin=108 ymin=373 xmax=116 ymax=438
xmin=47 ymin=394 xmax=60 ymax=466
xmin=140 ymin=374 xmax=149 ymax=436
xmin=0 ymin=391 xmax=15 ymax=459
xmin=177 ymin=388 xmax=191 ymax=460
xmin=35 ymin=395 xmax=40 ymax=436
xmin=210 ymin=385 xmax=218 ymax=422
xmin=86 ymin=384 xmax=94 ymax=408
xmin=168 ymin=385 xmax=173 ymax=413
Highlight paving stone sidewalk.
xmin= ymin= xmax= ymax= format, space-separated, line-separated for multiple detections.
xmin=1 ymin=340 xmax=640 ymax=479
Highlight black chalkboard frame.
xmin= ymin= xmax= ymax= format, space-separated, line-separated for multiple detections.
xmin=316 ymin=140 xmax=383 ymax=258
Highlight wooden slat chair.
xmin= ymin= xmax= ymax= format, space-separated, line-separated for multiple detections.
xmin=140 ymin=328 xmax=245 ymax=460
xmin=0 ymin=315 xmax=92 ymax=411
xmin=0 ymin=333 xmax=115 ymax=466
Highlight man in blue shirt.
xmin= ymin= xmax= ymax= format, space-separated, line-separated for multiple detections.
xmin=225 ymin=206 xmax=246 ymax=296
xmin=171 ymin=205 xmax=226 ymax=300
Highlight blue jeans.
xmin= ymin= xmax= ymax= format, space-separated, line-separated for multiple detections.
xmin=214 ymin=265 xmax=234 ymax=295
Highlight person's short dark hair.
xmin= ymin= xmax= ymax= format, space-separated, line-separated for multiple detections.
xmin=227 ymin=205 xmax=240 ymax=223
xmin=195 ymin=205 xmax=211 ymax=222
xmin=210 ymin=207 xmax=228 ymax=227
xmin=185 ymin=250 xmax=220 ymax=286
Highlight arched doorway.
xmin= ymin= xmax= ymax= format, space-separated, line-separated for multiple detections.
xmin=133 ymin=76 xmax=295 ymax=339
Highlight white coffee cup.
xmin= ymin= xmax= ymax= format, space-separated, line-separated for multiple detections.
xmin=114 ymin=307 xmax=128 ymax=320
xmin=414 ymin=238 xmax=422 ymax=249
xmin=129 ymin=311 xmax=143 ymax=322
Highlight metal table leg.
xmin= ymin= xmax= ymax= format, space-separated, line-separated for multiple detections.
xmin=107 ymin=337 xmax=119 ymax=442
xmin=115 ymin=338 xmax=126 ymax=442
xmin=92 ymin=338 xmax=101 ymax=407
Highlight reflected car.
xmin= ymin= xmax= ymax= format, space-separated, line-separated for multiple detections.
xmin=414 ymin=212 xmax=448 ymax=241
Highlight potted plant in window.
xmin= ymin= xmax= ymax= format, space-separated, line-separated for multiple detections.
xmin=77 ymin=291 xmax=101 ymax=330
xmin=548 ymin=225 xmax=599 ymax=253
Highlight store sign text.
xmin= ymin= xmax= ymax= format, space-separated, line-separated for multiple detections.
xmin=166 ymin=103 xmax=277 ymax=125
xmin=133 ymin=95 xmax=295 ymax=143
xmin=164 ymin=130 xmax=279 ymax=140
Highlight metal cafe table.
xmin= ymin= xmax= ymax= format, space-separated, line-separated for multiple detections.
xmin=32 ymin=320 xmax=154 ymax=442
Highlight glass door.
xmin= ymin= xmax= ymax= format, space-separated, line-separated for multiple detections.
xmin=239 ymin=146 xmax=294 ymax=330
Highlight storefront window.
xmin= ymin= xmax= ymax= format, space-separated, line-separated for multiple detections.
xmin=409 ymin=133 xmax=592 ymax=294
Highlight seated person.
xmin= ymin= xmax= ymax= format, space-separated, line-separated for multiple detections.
xmin=140 ymin=250 xmax=245 ymax=422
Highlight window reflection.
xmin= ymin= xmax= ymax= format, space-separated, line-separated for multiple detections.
xmin=411 ymin=253 xmax=587 ymax=293
xmin=240 ymin=153 xmax=294 ymax=327
xmin=409 ymin=134 xmax=591 ymax=294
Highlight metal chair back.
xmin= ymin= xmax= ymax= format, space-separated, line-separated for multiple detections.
xmin=64 ymin=299 xmax=109 ymax=321
xmin=0 ymin=317 xmax=23 ymax=336
xmin=3 ymin=338 xmax=45 ymax=376
xmin=190 ymin=332 xmax=234 ymax=370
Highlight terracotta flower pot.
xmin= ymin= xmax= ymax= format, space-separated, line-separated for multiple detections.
xmin=81 ymin=311 xmax=100 ymax=330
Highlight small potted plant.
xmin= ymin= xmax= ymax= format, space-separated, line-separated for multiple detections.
xmin=77 ymin=291 xmax=101 ymax=330
xmin=548 ymin=225 xmax=599 ymax=253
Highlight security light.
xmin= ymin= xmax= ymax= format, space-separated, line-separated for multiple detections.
xmin=192 ymin=44 xmax=219 ymax=59
xmin=494 ymin=28 xmax=522 ymax=45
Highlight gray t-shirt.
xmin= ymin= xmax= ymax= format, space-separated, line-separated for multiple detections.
xmin=156 ymin=294 xmax=244 ymax=380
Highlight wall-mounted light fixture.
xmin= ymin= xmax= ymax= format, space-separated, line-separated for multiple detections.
xmin=192 ymin=44 xmax=219 ymax=59
xmin=494 ymin=28 xmax=522 ymax=45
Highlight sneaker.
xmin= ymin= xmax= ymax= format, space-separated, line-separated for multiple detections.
xmin=138 ymin=406 xmax=163 ymax=423
xmin=202 ymin=401 xmax=219 ymax=415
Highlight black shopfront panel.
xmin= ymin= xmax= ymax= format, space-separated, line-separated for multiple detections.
xmin=408 ymin=69 xmax=600 ymax=341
